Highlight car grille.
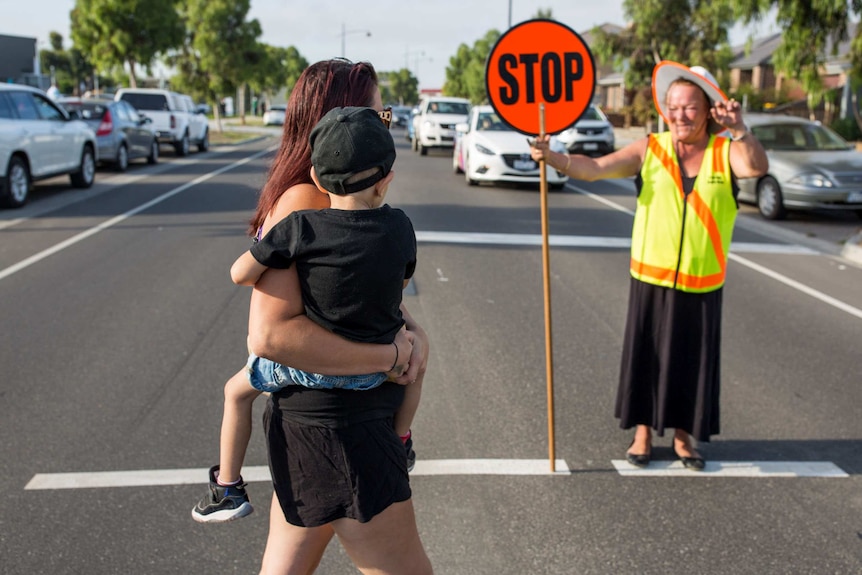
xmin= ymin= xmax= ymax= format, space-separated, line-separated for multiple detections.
xmin=501 ymin=154 xmax=537 ymax=170
xmin=577 ymin=127 xmax=606 ymax=135
xmin=832 ymin=172 xmax=862 ymax=185
xmin=440 ymin=123 xmax=456 ymax=129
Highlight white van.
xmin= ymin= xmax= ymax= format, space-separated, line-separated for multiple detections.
xmin=115 ymin=88 xmax=208 ymax=156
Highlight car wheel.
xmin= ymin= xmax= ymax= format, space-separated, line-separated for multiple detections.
xmin=198 ymin=130 xmax=209 ymax=152
xmin=1 ymin=155 xmax=31 ymax=208
xmin=70 ymin=145 xmax=96 ymax=188
xmin=147 ymin=139 xmax=159 ymax=164
xmin=175 ymin=132 xmax=190 ymax=156
xmin=115 ymin=144 xmax=129 ymax=172
xmin=419 ymin=141 xmax=427 ymax=156
xmin=757 ymin=175 xmax=787 ymax=220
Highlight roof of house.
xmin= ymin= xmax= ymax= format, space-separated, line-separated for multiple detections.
xmin=731 ymin=22 xmax=857 ymax=69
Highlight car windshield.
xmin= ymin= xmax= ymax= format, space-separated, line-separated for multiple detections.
xmin=476 ymin=112 xmax=508 ymax=131
xmin=430 ymin=102 xmax=469 ymax=115
xmin=579 ymin=106 xmax=605 ymax=121
xmin=119 ymin=93 xmax=169 ymax=111
xmin=752 ymin=122 xmax=851 ymax=151
xmin=64 ymin=102 xmax=108 ymax=120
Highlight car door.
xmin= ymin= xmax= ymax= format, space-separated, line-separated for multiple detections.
xmin=124 ymin=102 xmax=152 ymax=158
xmin=116 ymin=102 xmax=144 ymax=158
xmin=7 ymin=90 xmax=67 ymax=176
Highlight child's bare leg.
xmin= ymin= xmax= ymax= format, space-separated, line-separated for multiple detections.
xmin=218 ymin=368 xmax=262 ymax=483
xmin=393 ymin=371 xmax=423 ymax=439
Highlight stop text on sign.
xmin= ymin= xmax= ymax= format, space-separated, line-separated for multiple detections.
xmin=496 ymin=52 xmax=585 ymax=105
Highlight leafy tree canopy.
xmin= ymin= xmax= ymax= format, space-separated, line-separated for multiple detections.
xmin=71 ymin=0 xmax=184 ymax=87
xmin=444 ymin=29 xmax=501 ymax=103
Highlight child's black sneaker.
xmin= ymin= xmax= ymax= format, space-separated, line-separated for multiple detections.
xmin=191 ymin=465 xmax=253 ymax=523
xmin=405 ymin=436 xmax=416 ymax=472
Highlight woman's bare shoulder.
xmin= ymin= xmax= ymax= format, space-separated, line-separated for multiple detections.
xmin=265 ymin=184 xmax=330 ymax=232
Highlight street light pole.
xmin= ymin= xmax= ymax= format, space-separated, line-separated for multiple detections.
xmin=340 ymin=23 xmax=371 ymax=58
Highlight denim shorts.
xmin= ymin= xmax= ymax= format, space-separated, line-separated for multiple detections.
xmin=246 ymin=353 xmax=386 ymax=392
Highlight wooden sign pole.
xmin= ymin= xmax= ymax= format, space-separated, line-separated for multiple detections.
xmin=537 ymin=103 xmax=556 ymax=473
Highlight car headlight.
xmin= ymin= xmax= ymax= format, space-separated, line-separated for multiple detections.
xmin=787 ymin=173 xmax=834 ymax=188
xmin=423 ymin=120 xmax=436 ymax=130
xmin=474 ymin=143 xmax=495 ymax=155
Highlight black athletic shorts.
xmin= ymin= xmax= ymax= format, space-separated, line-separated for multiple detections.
xmin=264 ymin=397 xmax=411 ymax=527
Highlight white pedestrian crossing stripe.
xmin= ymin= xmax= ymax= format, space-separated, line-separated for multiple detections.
xmin=612 ymin=460 xmax=848 ymax=477
xmin=25 ymin=459 xmax=848 ymax=490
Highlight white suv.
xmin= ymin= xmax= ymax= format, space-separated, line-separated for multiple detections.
xmin=556 ymin=104 xmax=615 ymax=156
xmin=115 ymin=88 xmax=208 ymax=156
xmin=0 ymin=84 xmax=97 ymax=208
xmin=412 ymin=97 xmax=471 ymax=155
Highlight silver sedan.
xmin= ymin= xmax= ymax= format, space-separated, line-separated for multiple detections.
xmin=738 ymin=113 xmax=862 ymax=220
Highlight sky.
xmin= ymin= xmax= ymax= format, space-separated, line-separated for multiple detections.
xmin=2 ymin=0 xmax=777 ymax=90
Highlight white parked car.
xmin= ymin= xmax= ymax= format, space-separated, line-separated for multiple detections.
xmin=263 ymin=105 xmax=286 ymax=126
xmin=0 ymin=83 xmax=98 ymax=208
xmin=452 ymin=105 xmax=569 ymax=189
xmin=412 ymin=96 xmax=471 ymax=155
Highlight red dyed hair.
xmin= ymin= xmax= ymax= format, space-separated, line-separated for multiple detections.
xmin=248 ymin=59 xmax=379 ymax=235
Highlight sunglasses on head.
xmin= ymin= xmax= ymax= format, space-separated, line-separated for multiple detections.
xmin=378 ymin=106 xmax=392 ymax=129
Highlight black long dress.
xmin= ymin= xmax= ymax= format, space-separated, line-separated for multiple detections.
xmin=614 ymin=174 xmax=728 ymax=442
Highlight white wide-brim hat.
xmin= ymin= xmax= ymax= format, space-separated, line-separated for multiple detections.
xmin=652 ymin=60 xmax=728 ymax=134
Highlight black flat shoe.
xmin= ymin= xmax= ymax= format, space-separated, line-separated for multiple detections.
xmin=679 ymin=456 xmax=705 ymax=471
xmin=626 ymin=440 xmax=651 ymax=467
xmin=674 ymin=445 xmax=705 ymax=471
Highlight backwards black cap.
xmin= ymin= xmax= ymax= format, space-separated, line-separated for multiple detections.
xmin=310 ymin=106 xmax=396 ymax=195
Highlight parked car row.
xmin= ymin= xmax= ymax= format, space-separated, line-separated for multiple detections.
xmin=0 ymin=83 xmax=213 ymax=209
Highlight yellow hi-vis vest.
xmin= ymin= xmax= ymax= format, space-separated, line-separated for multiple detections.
xmin=630 ymin=132 xmax=736 ymax=293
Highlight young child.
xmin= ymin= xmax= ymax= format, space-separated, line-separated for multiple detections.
xmin=192 ymin=106 xmax=421 ymax=523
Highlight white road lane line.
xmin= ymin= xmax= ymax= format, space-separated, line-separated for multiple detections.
xmin=612 ymin=460 xmax=849 ymax=477
xmin=0 ymin=148 xmax=273 ymax=283
xmin=728 ymin=252 xmax=862 ymax=319
xmin=25 ymin=460 xmax=573 ymax=490
xmin=415 ymin=231 xmax=818 ymax=254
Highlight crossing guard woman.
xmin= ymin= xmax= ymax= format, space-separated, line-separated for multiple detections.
xmin=529 ymin=61 xmax=768 ymax=470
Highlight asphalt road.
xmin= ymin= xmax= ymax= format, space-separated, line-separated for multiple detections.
xmin=1 ymin=132 xmax=861 ymax=574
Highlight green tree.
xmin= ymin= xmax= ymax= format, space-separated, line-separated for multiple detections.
xmin=177 ymin=0 xmax=264 ymax=127
xmin=70 ymin=0 xmax=184 ymax=88
xmin=444 ymin=30 xmax=501 ymax=103
xmin=590 ymin=0 xmax=735 ymax=125
xmin=728 ymin=0 xmax=859 ymax=111
xmin=385 ymin=68 xmax=419 ymax=105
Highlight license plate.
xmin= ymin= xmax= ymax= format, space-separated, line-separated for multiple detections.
xmin=513 ymin=159 xmax=536 ymax=170
xmin=583 ymin=142 xmax=598 ymax=151
xmin=848 ymin=191 xmax=862 ymax=203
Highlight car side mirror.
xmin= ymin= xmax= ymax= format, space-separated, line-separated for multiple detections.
xmin=140 ymin=115 xmax=152 ymax=124
xmin=455 ymin=123 xmax=469 ymax=133
xmin=67 ymin=110 xmax=81 ymax=120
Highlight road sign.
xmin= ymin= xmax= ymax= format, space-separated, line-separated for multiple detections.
xmin=486 ymin=19 xmax=596 ymax=135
